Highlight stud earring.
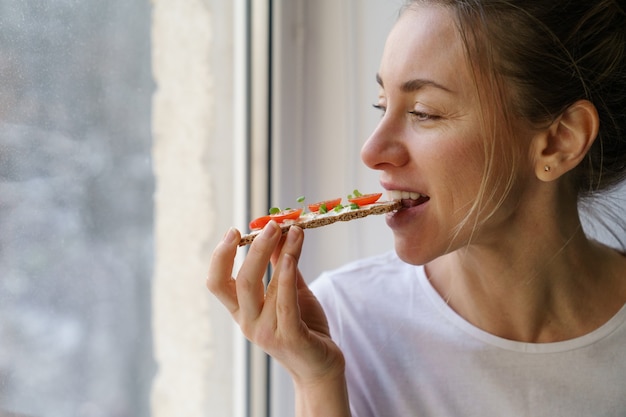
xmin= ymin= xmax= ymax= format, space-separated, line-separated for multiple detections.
xmin=544 ymin=165 xmax=551 ymax=172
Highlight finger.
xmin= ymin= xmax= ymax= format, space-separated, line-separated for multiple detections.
xmin=267 ymin=227 xmax=305 ymax=332
xmin=266 ymin=226 xmax=304 ymax=303
xmin=207 ymin=227 xmax=241 ymax=314
xmin=275 ymin=252 xmax=304 ymax=335
xmin=271 ymin=226 xmax=304 ymax=267
xmin=270 ymin=234 xmax=287 ymax=266
xmin=236 ymin=220 xmax=282 ymax=322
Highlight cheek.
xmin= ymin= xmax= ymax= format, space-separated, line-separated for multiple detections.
xmin=433 ymin=136 xmax=486 ymax=191
xmin=431 ymin=134 xmax=488 ymax=220
xmin=447 ymin=129 xmax=531 ymax=233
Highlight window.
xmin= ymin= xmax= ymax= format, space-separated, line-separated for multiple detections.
xmin=0 ymin=1 xmax=154 ymax=416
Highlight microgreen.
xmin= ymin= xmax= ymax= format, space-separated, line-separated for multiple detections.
xmin=348 ymin=189 xmax=363 ymax=199
xmin=296 ymin=195 xmax=307 ymax=213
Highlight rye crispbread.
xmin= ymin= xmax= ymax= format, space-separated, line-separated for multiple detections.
xmin=238 ymin=200 xmax=402 ymax=246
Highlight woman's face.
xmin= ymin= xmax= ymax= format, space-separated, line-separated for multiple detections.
xmin=362 ymin=5 xmax=527 ymax=264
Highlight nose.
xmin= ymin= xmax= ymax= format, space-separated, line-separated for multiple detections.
xmin=360 ymin=115 xmax=410 ymax=170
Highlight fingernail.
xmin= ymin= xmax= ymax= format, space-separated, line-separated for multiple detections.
xmin=261 ymin=220 xmax=279 ymax=239
xmin=223 ymin=227 xmax=237 ymax=244
xmin=286 ymin=226 xmax=302 ymax=244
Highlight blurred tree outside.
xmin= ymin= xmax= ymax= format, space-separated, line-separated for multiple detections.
xmin=0 ymin=1 xmax=155 ymax=416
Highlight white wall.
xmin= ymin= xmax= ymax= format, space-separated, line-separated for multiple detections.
xmin=269 ymin=1 xmax=404 ymax=415
xmin=272 ymin=0 xmax=405 ymax=280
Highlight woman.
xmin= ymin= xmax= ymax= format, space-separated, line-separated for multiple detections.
xmin=208 ymin=1 xmax=626 ymax=415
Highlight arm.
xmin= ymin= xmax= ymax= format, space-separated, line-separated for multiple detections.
xmin=207 ymin=221 xmax=351 ymax=417
xmin=294 ymin=368 xmax=351 ymax=417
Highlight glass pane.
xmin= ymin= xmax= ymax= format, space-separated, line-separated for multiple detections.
xmin=0 ymin=1 xmax=155 ymax=416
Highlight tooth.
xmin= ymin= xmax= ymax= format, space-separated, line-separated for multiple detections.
xmin=388 ymin=190 xmax=427 ymax=200
xmin=389 ymin=190 xmax=402 ymax=200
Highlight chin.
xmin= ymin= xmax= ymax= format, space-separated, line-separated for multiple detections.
xmin=393 ymin=237 xmax=434 ymax=266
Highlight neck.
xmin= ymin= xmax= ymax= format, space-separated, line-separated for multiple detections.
xmin=425 ymin=206 xmax=626 ymax=343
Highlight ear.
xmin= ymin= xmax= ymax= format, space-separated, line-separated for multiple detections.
xmin=531 ymin=100 xmax=599 ymax=181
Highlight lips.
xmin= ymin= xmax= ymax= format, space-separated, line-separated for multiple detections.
xmin=387 ymin=190 xmax=430 ymax=208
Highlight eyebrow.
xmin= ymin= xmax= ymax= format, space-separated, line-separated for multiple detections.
xmin=376 ymin=73 xmax=452 ymax=93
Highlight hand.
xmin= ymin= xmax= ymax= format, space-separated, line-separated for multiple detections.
xmin=207 ymin=221 xmax=345 ymax=384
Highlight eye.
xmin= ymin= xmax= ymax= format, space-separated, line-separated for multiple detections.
xmin=408 ymin=110 xmax=440 ymax=122
xmin=372 ymin=104 xmax=386 ymax=116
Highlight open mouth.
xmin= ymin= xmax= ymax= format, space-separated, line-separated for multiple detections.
xmin=387 ymin=190 xmax=430 ymax=208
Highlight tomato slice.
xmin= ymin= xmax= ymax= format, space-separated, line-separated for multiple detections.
xmin=270 ymin=208 xmax=303 ymax=223
xmin=308 ymin=198 xmax=342 ymax=213
xmin=249 ymin=215 xmax=271 ymax=230
xmin=348 ymin=192 xmax=383 ymax=207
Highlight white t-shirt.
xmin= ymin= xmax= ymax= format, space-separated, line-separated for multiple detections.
xmin=310 ymin=251 xmax=626 ymax=417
